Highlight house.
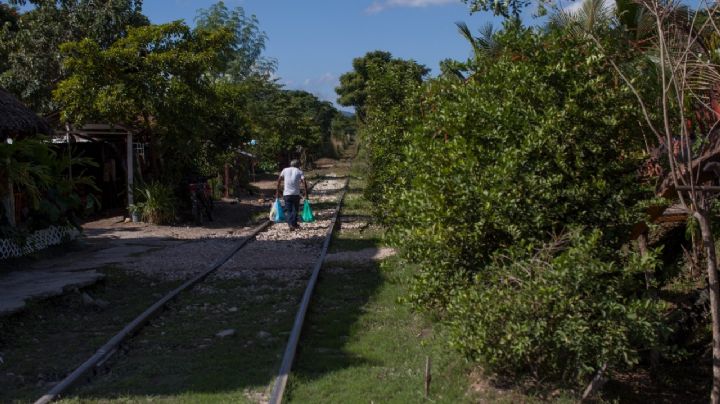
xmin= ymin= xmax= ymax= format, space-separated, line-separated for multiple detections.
xmin=51 ymin=123 xmax=142 ymax=212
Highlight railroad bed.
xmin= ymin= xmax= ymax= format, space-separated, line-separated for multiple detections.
xmin=32 ymin=172 xmax=350 ymax=404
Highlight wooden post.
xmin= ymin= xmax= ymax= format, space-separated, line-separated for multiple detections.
xmin=126 ymin=132 xmax=133 ymax=208
xmin=66 ymin=124 xmax=72 ymax=180
xmin=424 ymin=356 xmax=431 ymax=399
xmin=224 ymin=163 xmax=230 ymax=198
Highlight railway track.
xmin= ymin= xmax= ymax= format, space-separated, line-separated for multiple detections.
xmin=34 ymin=173 xmax=350 ymax=404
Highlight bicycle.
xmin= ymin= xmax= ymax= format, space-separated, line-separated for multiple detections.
xmin=188 ymin=177 xmax=214 ymax=225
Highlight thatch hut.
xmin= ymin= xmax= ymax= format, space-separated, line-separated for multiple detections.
xmin=0 ymin=88 xmax=52 ymax=138
xmin=0 ymin=88 xmax=52 ymax=226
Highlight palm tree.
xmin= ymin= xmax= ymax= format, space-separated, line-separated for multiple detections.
xmin=550 ymin=0 xmax=613 ymax=37
xmin=456 ymin=21 xmax=501 ymax=62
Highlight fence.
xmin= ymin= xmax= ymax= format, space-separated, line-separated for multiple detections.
xmin=0 ymin=225 xmax=80 ymax=260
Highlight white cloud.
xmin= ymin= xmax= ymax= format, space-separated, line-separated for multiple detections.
xmin=366 ymin=0 xmax=459 ymax=14
xmin=282 ymin=72 xmax=341 ymax=105
xmin=559 ymin=0 xmax=616 ymax=15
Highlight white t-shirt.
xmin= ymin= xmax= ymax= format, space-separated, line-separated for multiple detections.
xmin=280 ymin=167 xmax=305 ymax=196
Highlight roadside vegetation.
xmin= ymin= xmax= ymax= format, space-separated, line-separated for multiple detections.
xmin=336 ymin=0 xmax=720 ymax=400
xmin=287 ymin=163 xmax=479 ymax=403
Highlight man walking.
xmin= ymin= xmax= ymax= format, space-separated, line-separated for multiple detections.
xmin=276 ymin=159 xmax=308 ymax=230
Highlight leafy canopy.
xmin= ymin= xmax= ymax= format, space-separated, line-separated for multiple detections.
xmin=0 ymin=0 xmax=148 ymax=112
xmin=194 ymin=1 xmax=275 ymax=81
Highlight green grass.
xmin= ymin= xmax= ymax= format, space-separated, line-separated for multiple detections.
xmin=285 ymin=257 xmax=476 ymax=403
xmin=329 ymin=225 xmax=383 ymax=253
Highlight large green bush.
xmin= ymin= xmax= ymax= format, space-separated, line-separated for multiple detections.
xmin=354 ymin=24 xmax=665 ymax=386
xmin=384 ymin=25 xmax=652 ymax=311
xmin=447 ymin=229 xmax=666 ymax=383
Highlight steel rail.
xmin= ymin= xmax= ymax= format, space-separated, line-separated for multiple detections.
xmin=34 ymin=219 xmax=272 ymax=404
xmin=269 ymin=176 xmax=350 ymax=404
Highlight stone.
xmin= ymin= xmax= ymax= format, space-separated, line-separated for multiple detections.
xmin=216 ymin=329 xmax=236 ymax=338
xmin=81 ymin=292 xmax=94 ymax=306
xmin=123 ymin=217 xmax=131 ymax=223
xmin=228 ymin=307 xmax=238 ymax=313
xmin=94 ymin=299 xmax=110 ymax=309
xmin=256 ymin=330 xmax=271 ymax=339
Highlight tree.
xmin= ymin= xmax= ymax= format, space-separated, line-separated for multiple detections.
xmin=252 ymin=88 xmax=340 ymax=167
xmin=1 ymin=0 xmax=148 ymax=113
xmin=337 ymin=51 xmax=428 ymax=210
xmin=461 ymin=0 xmax=530 ymax=19
xmin=0 ymin=3 xmax=20 ymax=75
xmin=194 ymin=1 xmax=275 ymax=81
xmin=54 ymin=21 xmax=234 ymax=179
xmin=336 ymin=51 xmax=393 ymax=121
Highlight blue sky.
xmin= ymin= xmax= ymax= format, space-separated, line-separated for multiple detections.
xmin=139 ymin=0 xmax=507 ymax=111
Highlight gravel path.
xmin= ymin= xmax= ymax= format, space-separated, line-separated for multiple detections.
xmin=216 ymin=175 xmax=347 ymax=283
xmin=123 ymin=174 xmax=347 ymax=283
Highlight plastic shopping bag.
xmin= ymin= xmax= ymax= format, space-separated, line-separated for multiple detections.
xmin=270 ymin=198 xmax=285 ymax=222
xmin=269 ymin=201 xmax=277 ymax=221
xmin=301 ymin=199 xmax=315 ymax=222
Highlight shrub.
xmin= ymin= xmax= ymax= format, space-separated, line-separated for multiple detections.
xmin=137 ymin=182 xmax=176 ymax=224
xmin=447 ymin=229 xmax=666 ymax=384
xmin=382 ymin=25 xmax=652 ymax=311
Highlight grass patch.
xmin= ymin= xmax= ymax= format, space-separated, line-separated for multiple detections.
xmin=341 ymin=194 xmax=371 ymax=217
xmin=0 ymin=268 xmax=182 ymax=403
xmin=329 ymin=226 xmax=383 ymax=253
xmin=285 ymin=256 xmax=476 ymax=403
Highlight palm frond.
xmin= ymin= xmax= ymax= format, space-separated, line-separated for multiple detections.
xmin=456 ymin=22 xmax=483 ymax=61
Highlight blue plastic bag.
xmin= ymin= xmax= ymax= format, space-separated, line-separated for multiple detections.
xmin=270 ymin=198 xmax=285 ymax=222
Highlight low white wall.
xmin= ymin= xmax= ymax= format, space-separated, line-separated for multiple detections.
xmin=0 ymin=225 xmax=80 ymax=259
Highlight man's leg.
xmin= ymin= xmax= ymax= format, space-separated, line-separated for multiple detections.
xmin=291 ymin=196 xmax=301 ymax=227
xmin=284 ymin=195 xmax=300 ymax=228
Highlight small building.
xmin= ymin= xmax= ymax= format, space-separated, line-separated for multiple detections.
xmin=52 ymin=123 xmax=142 ymax=212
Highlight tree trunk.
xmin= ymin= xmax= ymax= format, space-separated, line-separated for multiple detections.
xmin=695 ymin=209 xmax=720 ymax=404
xmin=637 ymin=231 xmax=659 ymax=370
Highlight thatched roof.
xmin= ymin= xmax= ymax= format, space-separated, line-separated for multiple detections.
xmin=0 ymin=88 xmax=52 ymax=137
